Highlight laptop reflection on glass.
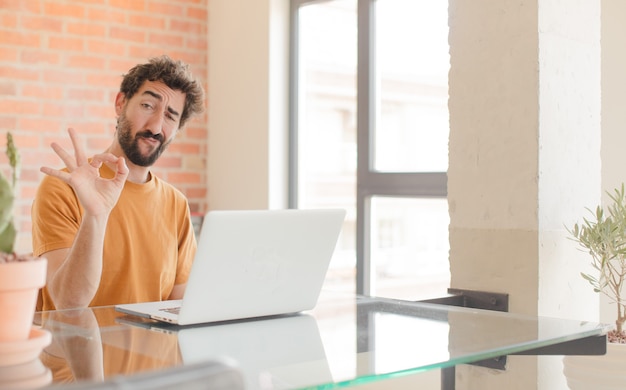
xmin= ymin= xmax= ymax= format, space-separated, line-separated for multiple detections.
xmin=115 ymin=209 xmax=345 ymax=325
xmin=114 ymin=312 xmax=333 ymax=389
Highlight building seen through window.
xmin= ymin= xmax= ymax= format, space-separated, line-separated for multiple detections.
xmin=294 ymin=0 xmax=449 ymax=300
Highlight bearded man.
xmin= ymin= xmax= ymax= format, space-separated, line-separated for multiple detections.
xmin=32 ymin=56 xmax=205 ymax=310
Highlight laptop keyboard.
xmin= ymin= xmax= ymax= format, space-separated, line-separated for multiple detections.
xmin=160 ymin=307 xmax=181 ymax=315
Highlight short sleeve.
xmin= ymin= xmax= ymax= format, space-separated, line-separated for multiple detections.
xmin=31 ymin=175 xmax=82 ymax=257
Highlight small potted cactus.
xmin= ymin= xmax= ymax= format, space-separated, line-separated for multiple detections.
xmin=0 ymin=132 xmax=47 ymax=344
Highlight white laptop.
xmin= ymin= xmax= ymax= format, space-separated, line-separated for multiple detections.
xmin=115 ymin=209 xmax=345 ymax=325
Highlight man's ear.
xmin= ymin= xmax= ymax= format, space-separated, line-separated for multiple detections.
xmin=114 ymin=92 xmax=126 ymax=116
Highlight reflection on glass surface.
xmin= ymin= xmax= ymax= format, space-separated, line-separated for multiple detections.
xmin=374 ymin=0 xmax=450 ymax=172
xmin=373 ymin=312 xmax=449 ymax=372
xmin=371 ymin=196 xmax=450 ymax=300
xmin=172 ymin=314 xmax=331 ymax=389
xmin=33 ymin=294 xmax=609 ymax=389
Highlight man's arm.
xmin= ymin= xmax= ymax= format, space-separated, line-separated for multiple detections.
xmin=39 ymin=128 xmax=129 ymax=309
xmin=168 ymin=284 xmax=187 ymax=300
xmin=43 ymin=213 xmax=110 ymax=309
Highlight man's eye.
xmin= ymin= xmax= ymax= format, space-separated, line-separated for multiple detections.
xmin=142 ymin=103 xmax=153 ymax=109
xmin=165 ymin=112 xmax=175 ymax=121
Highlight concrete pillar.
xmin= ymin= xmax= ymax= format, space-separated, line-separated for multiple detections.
xmin=601 ymin=0 xmax=626 ymax=325
xmin=207 ymin=0 xmax=289 ymax=210
xmin=448 ymin=1 xmax=600 ymax=389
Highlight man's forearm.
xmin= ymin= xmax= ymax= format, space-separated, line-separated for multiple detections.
xmin=48 ymin=214 xmax=109 ymax=309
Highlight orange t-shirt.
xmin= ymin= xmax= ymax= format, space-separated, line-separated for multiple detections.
xmin=31 ymin=164 xmax=196 ymax=310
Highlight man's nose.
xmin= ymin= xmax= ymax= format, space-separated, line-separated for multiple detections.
xmin=146 ymin=111 xmax=165 ymax=134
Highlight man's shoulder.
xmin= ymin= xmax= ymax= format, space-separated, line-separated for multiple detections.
xmin=37 ymin=173 xmax=73 ymax=194
xmin=151 ymin=174 xmax=189 ymax=201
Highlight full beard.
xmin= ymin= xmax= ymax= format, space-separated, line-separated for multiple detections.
xmin=116 ymin=114 xmax=171 ymax=167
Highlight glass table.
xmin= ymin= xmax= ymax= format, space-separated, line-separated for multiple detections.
xmin=25 ymin=291 xmax=608 ymax=389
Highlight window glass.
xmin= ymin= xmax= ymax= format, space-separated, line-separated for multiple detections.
xmin=374 ymin=0 xmax=450 ymax=172
xmin=295 ymin=0 xmax=450 ymax=298
xmin=370 ymin=196 xmax=450 ymax=300
xmin=297 ymin=1 xmax=358 ymax=293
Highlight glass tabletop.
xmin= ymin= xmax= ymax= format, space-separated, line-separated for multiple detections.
xmin=30 ymin=291 xmax=608 ymax=389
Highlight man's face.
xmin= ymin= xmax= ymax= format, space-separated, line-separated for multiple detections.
xmin=115 ymin=80 xmax=186 ymax=167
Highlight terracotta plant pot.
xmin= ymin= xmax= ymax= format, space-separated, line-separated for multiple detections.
xmin=0 ymin=257 xmax=47 ymax=343
xmin=0 ymin=357 xmax=51 ymax=389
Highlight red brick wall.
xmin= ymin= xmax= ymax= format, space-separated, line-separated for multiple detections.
xmin=0 ymin=0 xmax=209 ymax=253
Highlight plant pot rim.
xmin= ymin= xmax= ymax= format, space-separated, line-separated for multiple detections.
xmin=0 ymin=256 xmax=46 ymax=268
xmin=0 ymin=257 xmax=47 ymax=291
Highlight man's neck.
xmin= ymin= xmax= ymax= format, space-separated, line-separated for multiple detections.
xmin=125 ymin=166 xmax=151 ymax=184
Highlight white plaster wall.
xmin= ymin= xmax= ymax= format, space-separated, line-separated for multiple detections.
xmin=448 ymin=0 xmax=539 ymax=313
xmin=207 ymin=0 xmax=288 ymax=210
xmin=537 ymin=0 xmax=601 ymax=318
xmin=535 ymin=1 xmax=602 ymax=384
xmin=600 ymin=0 xmax=626 ymax=325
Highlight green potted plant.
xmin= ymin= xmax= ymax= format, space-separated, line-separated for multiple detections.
xmin=563 ymin=184 xmax=626 ymax=389
xmin=0 ymin=132 xmax=47 ymax=345
xmin=568 ymin=184 xmax=626 ymax=343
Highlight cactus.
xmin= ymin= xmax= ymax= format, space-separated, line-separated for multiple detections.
xmin=0 ymin=132 xmax=19 ymax=254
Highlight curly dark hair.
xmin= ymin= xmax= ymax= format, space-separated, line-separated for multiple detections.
xmin=119 ymin=55 xmax=204 ymax=128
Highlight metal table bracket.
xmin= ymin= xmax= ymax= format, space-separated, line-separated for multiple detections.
xmin=418 ymin=288 xmax=607 ymax=390
xmin=419 ymin=288 xmax=509 ymax=313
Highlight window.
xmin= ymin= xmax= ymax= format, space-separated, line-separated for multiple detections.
xmin=290 ymin=0 xmax=449 ymax=300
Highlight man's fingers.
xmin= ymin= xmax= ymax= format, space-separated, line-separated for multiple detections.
xmin=91 ymin=153 xmax=125 ymax=166
xmin=116 ymin=157 xmax=128 ymax=174
xmin=40 ymin=166 xmax=71 ymax=182
xmin=90 ymin=154 xmax=129 ymax=183
xmin=43 ymin=129 xmax=130 ymax=187
xmin=113 ymin=157 xmax=129 ymax=184
xmin=50 ymin=142 xmax=77 ymax=171
xmin=68 ymin=128 xmax=87 ymax=164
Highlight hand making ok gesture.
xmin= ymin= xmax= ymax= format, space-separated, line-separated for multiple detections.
xmin=40 ymin=128 xmax=129 ymax=218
